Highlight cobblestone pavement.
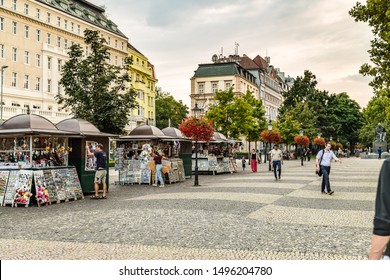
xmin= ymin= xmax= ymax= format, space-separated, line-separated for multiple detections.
xmin=0 ymin=157 xmax=382 ymax=260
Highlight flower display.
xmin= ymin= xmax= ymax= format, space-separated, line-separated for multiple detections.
xmin=314 ymin=137 xmax=326 ymax=147
xmin=294 ymin=135 xmax=310 ymax=147
xmin=36 ymin=186 xmax=50 ymax=205
xmin=13 ymin=187 xmax=32 ymax=204
xmin=260 ymin=129 xmax=282 ymax=144
xmin=179 ymin=116 xmax=215 ymax=142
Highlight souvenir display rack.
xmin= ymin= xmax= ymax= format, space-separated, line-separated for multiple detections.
xmin=0 ymin=167 xmax=83 ymax=207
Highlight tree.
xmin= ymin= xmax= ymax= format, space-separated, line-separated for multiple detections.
xmin=58 ymin=29 xmax=138 ymax=134
xmin=206 ymin=87 xmax=265 ymax=140
xmin=155 ymin=90 xmax=189 ymax=129
xmin=326 ymin=92 xmax=363 ymax=148
xmin=350 ymin=1 xmax=390 ymax=94
xmin=274 ymin=114 xmax=301 ymax=146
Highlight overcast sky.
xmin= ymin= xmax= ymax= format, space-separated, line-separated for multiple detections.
xmin=93 ymin=0 xmax=373 ymax=109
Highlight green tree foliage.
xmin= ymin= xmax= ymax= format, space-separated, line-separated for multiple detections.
xmin=327 ymin=93 xmax=363 ymax=147
xmin=350 ymin=1 xmax=390 ymax=94
xmin=359 ymin=95 xmax=390 ymax=146
xmin=206 ymin=87 xmax=265 ymax=140
xmin=274 ymin=114 xmax=301 ymax=145
xmin=58 ymin=29 xmax=138 ymax=134
xmin=155 ymin=90 xmax=189 ymax=129
xmin=278 ymin=71 xmax=362 ymax=147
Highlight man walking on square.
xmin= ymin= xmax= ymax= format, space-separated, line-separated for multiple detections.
xmin=270 ymin=144 xmax=283 ymax=180
xmin=316 ymin=142 xmax=341 ymax=195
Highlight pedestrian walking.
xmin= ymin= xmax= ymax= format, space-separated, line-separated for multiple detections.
xmin=152 ymin=150 xmax=166 ymax=187
xmin=305 ymin=148 xmax=311 ymax=162
xmin=241 ymin=156 xmax=246 ymax=171
xmin=378 ymin=146 xmax=382 ymax=159
xmin=316 ymin=142 xmax=341 ymax=195
xmin=250 ymin=149 xmax=258 ymax=172
xmin=270 ymin=144 xmax=283 ymax=180
xmin=86 ymin=143 xmax=108 ymax=199
xmin=369 ymin=158 xmax=390 ymax=259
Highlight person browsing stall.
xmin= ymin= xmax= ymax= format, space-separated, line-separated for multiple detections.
xmin=86 ymin=143 xmax=108 ymax=199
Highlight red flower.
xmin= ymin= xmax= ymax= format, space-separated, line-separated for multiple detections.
xmin=260 ymin=129 xmax=282 ymax=144
xmin=314 ymin=137 xmax=326 ymax=147
xmin=294 ymin=135 xmax=310 ymax=147
xmin=179 ymin=116 xmax=215 ymax=142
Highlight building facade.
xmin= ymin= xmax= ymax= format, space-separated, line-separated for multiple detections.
xmin=0 ymin=0 xmax=128 ymax=123
xmin=190 ymin=61 xmax=258 ymax=114
xmin=127 ymin=42 xmax=157 ymax=131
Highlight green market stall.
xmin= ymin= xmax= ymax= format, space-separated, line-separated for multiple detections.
xmin=114 ymin=125 xmax=186 ymax=185
xmin=0 ymin=114 xmax=83 ymax=207
xmin=161 ymin=127 xmax=192 ymax=178
xmin=56 ymin=118 xmax=116 ymax=193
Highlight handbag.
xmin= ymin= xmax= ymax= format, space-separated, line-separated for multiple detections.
xmin=316 ymin=149 xmax=325 ymax=177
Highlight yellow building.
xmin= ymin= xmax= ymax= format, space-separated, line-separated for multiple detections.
xmin=0 ymin=0 xmax=128 ymax=123
xmin=127 ymin=43 xmax=157 ymax=131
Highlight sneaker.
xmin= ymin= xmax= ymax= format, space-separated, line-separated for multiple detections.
xmin=321 ymin=191 xmax=327 ymax=194
xmin=278 ymin=175 xmax=281 ymax=180
xmin=152 ymin=184 xmax=157 ymax=187
xmin=328 ymin=190 xmax=334 ymax=195
xmin=159 ymin=184 xmax=165 ymax=188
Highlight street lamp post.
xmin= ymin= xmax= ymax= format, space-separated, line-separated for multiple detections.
xmin=267 ymin=119 xmax=272 ymax=171
xmin=192 ymin=103 xmax=203 ymax=186
xmin=300 ymin=129 xmax=304 ymax=166
xmin=0 ymin=65 xmax=9 ymax=123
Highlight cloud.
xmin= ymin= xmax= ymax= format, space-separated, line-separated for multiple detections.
xmin=97 ymin=0 xmax=374 ymax=108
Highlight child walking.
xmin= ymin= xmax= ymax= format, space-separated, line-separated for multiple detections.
xmin=242 ymin=156 xmax=246 ymax=171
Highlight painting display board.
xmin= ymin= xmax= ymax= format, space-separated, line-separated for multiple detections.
xmin=67 ymin=168 xmax=84 ymax=200
xmin=0 ymin=171 xmax=10 ymax=206
xmin=51 ymin=170 xmax=68 ymax=201
xmin=42 ymin=170 xmax=59 ymax=203
xmin=192 ymin=157 xmax=237 ymax=174
xmin=33 ymin=170 xmax=51 ymax=206
xmin=2 ymin=170 xmax=33 ymax=207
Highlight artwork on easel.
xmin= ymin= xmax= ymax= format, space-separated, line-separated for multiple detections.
xmin=51 ymin=170 xmax=68 ymax=201
xmin=140 ymin=169 xmax=151 ymax=184
xmin=67 ymin=168 xmax=84 ymax=199
xmin=43 ymin=170 xmax=59 ymax=203
xmin=3 ymin=171 xmax=18 ymax=205
xmin=167 ymin=170 xmax=175 ymax=183
xmin=0 ymin=171 xmax=10 ymax=206
xmin=33 ymin=170 xmax=51 ymax=206
xmin=12 ymin=170 xmax=33 ymax=207
xmin=208 ymin=157 xmax=218 ymax=171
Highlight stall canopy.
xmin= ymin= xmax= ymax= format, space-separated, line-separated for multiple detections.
xmin=0 ymin=114 xmax=74 ymax=136
xmin=213 ymin=132 xmax=228 ymax=143
xmin=161 ymin=127 xmax=189 ymax=141
xmin=56 ymin=118 xmax=116 ymax=137
xmin=119 ymin=125 xmax=173 ymax=140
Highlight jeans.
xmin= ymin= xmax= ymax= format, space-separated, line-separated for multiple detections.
xmin=320 ymin=165 xmax=331 ymax=192
xmin=272 ymin=160 xmax=281 ymax=178
xmin=155 ymin=164 xmax=164 ymax=185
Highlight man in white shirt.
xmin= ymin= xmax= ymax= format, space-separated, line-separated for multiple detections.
xmin=316 ymin=143 xmax=341 ymax=195
xmin=270 ymin=144 xmax=283 ymax=180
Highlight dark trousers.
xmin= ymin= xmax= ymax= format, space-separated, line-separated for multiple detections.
xmin=320 ymin=165 xmax=331 ymax=192
xmin=273 ymin=160 xmax=281 ymax=178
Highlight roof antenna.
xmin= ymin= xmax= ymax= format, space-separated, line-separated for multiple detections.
xmin=234 ymin=42 xmax=239 ymax=56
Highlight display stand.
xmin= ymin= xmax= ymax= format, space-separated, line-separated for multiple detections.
xmin=0 ymin=171 xmax=10 ymax=206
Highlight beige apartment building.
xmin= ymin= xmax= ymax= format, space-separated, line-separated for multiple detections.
xmin=0 ymin=0 xmax=128 ymax=123
xmin=190 ymin=61 xmax=259 ymax=114
xmin=127 ymin=42 xmax=157 ymax=131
